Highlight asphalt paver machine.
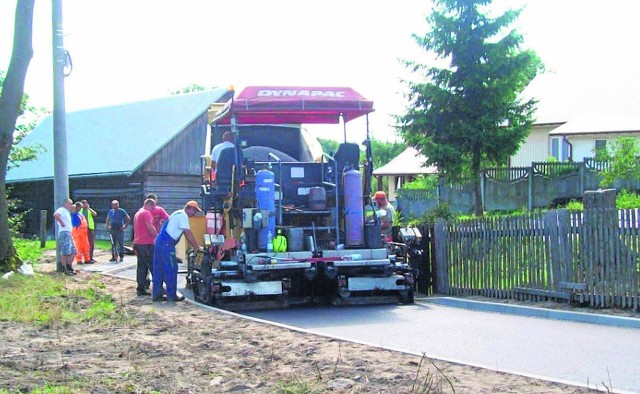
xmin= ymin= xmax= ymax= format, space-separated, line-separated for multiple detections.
xmin=187 ymin=86 xmax=417 ymax=310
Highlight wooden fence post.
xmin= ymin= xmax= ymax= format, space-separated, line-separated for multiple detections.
xmin=583 ymin=189 xmax=617 ymax=308
xmin=39 ymin=210 xmax=47 ymax=248
xmin=541 ymin=209 xmax=572 ymax=292
xmin=579 ymin=162 xmax=586 ymax=195
xmin=480 ymin=171 xmax=485 ymax=211
xmin=556 ymin=209 xmax=572 ymax=283
xmin=528 ymin=165 xmax=534 ymax=211
xmin=434 ymin=218 xmax=449 ymax=294
xmin=543 ymin=211 xmax=560 ymax=290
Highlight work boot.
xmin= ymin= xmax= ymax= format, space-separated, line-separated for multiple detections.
xmin=169 ymin=292 xmax=185 ymax=302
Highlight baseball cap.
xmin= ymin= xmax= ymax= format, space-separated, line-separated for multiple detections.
xmin=374 ymin=191 xmax=386 ymax=200
xmin=185 ymin=200 xmax=202 ymax=212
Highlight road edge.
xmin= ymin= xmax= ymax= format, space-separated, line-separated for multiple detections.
xmin=419 ymin=296 xmax=640 ymax=329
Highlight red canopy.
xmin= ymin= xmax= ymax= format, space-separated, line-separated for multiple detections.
xmin=212 ymin=86 xmax=374 ymax=125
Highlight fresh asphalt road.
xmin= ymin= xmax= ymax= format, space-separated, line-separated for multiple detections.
xmin=244 ymin=301 xmax=640 ymax=393
xmin=96 ymin=262 xmax=640 ymax=393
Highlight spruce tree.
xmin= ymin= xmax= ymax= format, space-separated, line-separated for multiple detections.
xmin=398 ymin=0 xmax=542 ymax=216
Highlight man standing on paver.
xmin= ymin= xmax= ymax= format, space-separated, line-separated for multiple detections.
xmin=373 ymin=191 xmax=395 ymax=242
xmin=106 ymin=200 xmax=130 ymax=262
xmin=152 ymin=200 xmax=202 ymax=302
xmin=133 ymin=198 xmax=157 ymax=296
xmin=210 ymin=131 xmax=234 ymax=178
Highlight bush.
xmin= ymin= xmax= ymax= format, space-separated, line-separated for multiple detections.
xmin=6 ymin=191 xmax=28 ymax=237
xmin=599 ymin=137 xmax=640 ymax=187
xmin=416 ymin=202 xmax=454 ymax=224
xmin=515 ymin=190 xmax=640 ymax=213
xmin=403 ymin=175 xmax=439 ymax=190
xmin=616 ymin=189 xmax=640 ymax=209
xmin=565 ymin=199 xmax=584 ymax=212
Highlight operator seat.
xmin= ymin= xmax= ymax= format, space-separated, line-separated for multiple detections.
xmin=333 ymin=142 xmax=360 ymax=175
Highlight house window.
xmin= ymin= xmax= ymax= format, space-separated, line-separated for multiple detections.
xmin=595 ymin=139 xmax=607 ymax=151
xmin=551 ymin=137 xmax=570 ymax=162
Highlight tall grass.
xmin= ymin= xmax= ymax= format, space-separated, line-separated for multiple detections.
xmin=2 ymin=237 xmax=121 ymax=325
xmin=13 ymin=238 xmax=55 ymax=265
xmin=11 ymin=238 xmax=113 ymax=268
xmin=0 ymin=272 xmax=120 ymax=326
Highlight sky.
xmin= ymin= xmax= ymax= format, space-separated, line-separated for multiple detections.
xmin=2 ymin=0 xmax=640 ymax=143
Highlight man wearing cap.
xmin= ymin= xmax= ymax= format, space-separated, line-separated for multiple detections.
xmin=373 ymin=191 xmax=396 ymax=241
xmin=152 ymin=200 xmax=202 ymax=302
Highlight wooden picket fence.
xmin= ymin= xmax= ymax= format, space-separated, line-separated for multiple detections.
xmin=433 ymin=207 xmax=640 ymax=310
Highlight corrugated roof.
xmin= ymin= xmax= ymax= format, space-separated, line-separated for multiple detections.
xmin=373 ymin=147 xmax=438 ymax=176
xmin=549 ymin=116 xmax=640 ymax=135
xmin=523 ymin=69 xmax=640 ymax=125
xmin=7 ymin=89 xmax=228 ymax=182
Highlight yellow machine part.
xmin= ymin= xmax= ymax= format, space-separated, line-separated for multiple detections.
xmin=273 ymin=231 xmax=287 ymax=252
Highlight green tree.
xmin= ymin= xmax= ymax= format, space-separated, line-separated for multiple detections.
xmin=1 ymin=70 xmax=47 ymax=239
xmin=318 ymin=138 xmax=339 ymax=157
xmin=318 ymin=137 xmax=404 ymax=169
xmin=1 ymin=71 xmax=47 ymax=171
xmin=397 ymin=0 xmax=542 ymax=216
xmin=403 ymin=174 xmax=439 ymax=190
xmin=319 ymin=137 xmax=404 ymax=195
xmin=171 ymin=83 xmax=213 ymax=95
xmin=370 ymin=139 xmax=404 ymax=169
xmin=0 ymin=0 xmax=35 ymax=271
xmin=599 ymin=137 xmax=640 ymax=187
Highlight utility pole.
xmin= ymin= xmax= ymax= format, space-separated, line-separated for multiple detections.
xmin=52 ymin=0 xmax=69 ymax=272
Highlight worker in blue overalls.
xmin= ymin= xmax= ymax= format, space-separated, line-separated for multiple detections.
xmin=152 ymin=200 xmax=202 ymax=302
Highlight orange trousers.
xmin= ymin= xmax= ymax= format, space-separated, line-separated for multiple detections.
xmin=72 ymin=226 xmax=91 ymax=263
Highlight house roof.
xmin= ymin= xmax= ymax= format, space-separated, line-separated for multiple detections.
xmin=7 ymin=89 xmax=229 ymax=183
xmin=549 ymin=116 xmax=640 ymax=136
xmin=523 ymin=69 xmax=640 ymax=125
xmin=373 ymin=147 xmax=438 ymax=176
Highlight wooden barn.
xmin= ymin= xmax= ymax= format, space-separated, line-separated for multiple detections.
xmin=7 ymin=89 xmax=231 ymax=240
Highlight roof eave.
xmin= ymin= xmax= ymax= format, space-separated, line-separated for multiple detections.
xmin=6 ymin=171 xmax=135 ymax=184
xmin=549 ymin=129 xmax=640 ymax=136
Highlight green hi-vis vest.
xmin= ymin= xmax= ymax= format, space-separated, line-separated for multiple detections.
xmin=83 ymin=208 xmax=95 ymax=230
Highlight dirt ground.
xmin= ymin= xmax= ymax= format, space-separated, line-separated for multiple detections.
xmin=0 ymin=251 xmax=610 ymax=394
